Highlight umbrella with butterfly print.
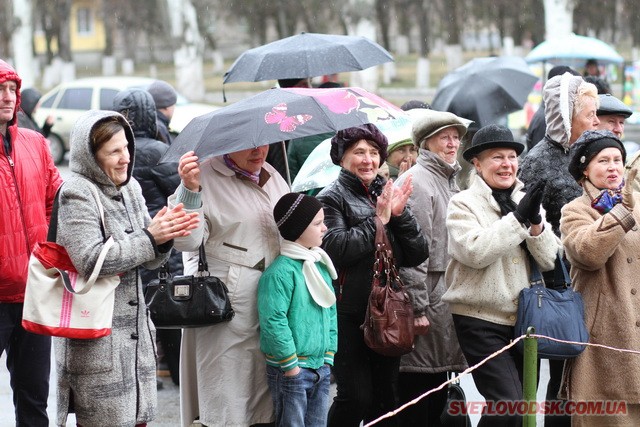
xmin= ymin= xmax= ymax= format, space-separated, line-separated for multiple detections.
xmin=159 ymin=86 xmax=406 ymax=164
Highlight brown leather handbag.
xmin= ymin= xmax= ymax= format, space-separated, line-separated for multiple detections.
xmin=361 ymin=217 xmax=415 ymax=357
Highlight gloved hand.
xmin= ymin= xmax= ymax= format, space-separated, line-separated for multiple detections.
xmin=622 ymin=168 xmax=637 ymax=211
xmin=514 ymin=182 xmax=544 ymax=225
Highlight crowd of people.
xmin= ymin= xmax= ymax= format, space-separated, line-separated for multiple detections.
xmin=1 ymin=53 xmax=639 ymax=427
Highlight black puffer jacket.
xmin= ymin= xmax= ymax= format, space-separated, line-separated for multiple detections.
xmin=317 ymin=169 xmax=429 ymax=317
xmin=113 ymin=88 xmax=182 ymax=282
xmin=519 ymin=137 xmax=582 ymax=237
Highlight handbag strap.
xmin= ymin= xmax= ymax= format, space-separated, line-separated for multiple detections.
xmin=55 ymin=181 xmax=113 ymax=295
xmin=197 ymin=238 xmax=209 ymax=275
xmin=48 ymin=180 xmax=107 ymax=242
xmin=553 ymin=254 xmax=571 ymax=289
xmin=373 ymin=217 xmax=403 ymax=288
xmin=527 ymin=252 xmax=545 ymax=287
xmin=527 ymin=252 xmax=571 ymax=289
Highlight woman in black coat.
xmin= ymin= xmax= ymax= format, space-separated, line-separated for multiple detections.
xmin=317 ymin=123 xmax=429 ymax=427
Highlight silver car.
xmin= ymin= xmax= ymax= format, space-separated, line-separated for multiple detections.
xmin=34 ymin=76 xmax=218 ymax=164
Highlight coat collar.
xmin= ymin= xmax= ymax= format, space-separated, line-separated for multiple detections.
xmin=417 ymin=148 xmax=461 ymax=179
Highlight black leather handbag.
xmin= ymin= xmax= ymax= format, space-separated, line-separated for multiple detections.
xmin=144 ymin=244 xmax=234 ymax=328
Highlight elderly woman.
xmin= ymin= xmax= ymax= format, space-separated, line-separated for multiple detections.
xmin=560 ymin=130 xmax=640 ymax=425
xmin=443 ymin=124 xmax=560 ymax=427
xmin=394 ymin=110 xmax=468 ymax=426
xmin=171 ymin=145 xmax=289 ymax=426
xmin=54 ymin=111 xmax=198 ymax=426
xmin=518 ymin=69 xmax=600 ymax=427
xmin=385 ymin=136 xmax=417 ymax=179
xmin=317 ymin=123 xmax=429 ymax=426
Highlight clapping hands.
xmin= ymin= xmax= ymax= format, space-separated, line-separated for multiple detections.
xmin=376 ymin=176 xmax=414 ymax=224
xmin=515 ymin=182 xmax=544 ymax=225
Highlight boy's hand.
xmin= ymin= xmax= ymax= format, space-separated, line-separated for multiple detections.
xmin=284 ymin=366 xmax=301 ymax=377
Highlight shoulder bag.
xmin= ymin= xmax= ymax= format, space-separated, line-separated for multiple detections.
xmin=440 ymin=372 xmax=473 ymax=427
xmin=514 ymin=253 xmax=588 ymax=359
xmin=22 ymin=182 xmax=120 ymax=339
xmin=144 ymin=242 xmax=235 ymax=328
xmin=361 ymin=217 xmax=415 ymax=357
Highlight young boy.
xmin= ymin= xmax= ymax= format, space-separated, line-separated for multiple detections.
xmin=258 ymin=192 xmax=338 ymax=426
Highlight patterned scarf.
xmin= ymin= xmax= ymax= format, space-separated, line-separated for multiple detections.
xmin=223 ymin=154 xmax=260 ymax=184
xmin=591 ymin=180 xmax=624 ymax=214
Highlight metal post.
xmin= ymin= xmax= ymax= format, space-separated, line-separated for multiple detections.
xmin=523 ymin=326 xmax=538 ymax=427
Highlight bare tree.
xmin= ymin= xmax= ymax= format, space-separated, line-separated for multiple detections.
xmin=0 ymin=0 xmax=14 ymax=58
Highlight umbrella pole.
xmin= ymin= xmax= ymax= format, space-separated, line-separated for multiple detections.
xmin=281 ymin=140 xmax=292 ymax=187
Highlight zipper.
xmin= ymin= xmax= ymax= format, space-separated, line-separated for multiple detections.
xmin=5 ymin=150 xmax=31 ymax=254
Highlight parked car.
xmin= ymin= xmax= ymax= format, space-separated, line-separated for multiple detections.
xmin=33 ymin=76 xmax=219 ymax=164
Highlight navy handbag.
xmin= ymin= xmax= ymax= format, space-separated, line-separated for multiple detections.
xmin=515 ymin=254 xmax=588 ymax=359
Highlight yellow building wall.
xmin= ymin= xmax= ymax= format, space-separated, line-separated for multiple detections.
xmin=33 ymin=0 xmax=106 ymax=54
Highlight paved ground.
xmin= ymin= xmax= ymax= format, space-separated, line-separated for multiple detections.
xmin=0 ymin=349 xmax=549 ymax=426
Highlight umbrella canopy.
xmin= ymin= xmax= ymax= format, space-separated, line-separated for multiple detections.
xmin=525 ymin=34 xmax=624 ymax=66
xmin=160 ymin=86 xmax=406 ymax=163
xmin=291 ymin=115 xmax=413 ymax=192
xmin=223 ymin=32 xmax=393 ymax=84
xmin=431 ymin=56 xmax=538 ymax=130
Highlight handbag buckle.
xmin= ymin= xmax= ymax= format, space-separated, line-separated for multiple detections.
xmin=174 ymin=284 xmax=191 ymax=297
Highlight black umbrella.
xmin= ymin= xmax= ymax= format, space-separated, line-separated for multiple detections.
xmin=431 ymin=56 xmax=538 ymax=130
xmin=223 ymin=32 xmax=393 ymax=84
xmin=159 ymin=86 xmax=406 ymax=164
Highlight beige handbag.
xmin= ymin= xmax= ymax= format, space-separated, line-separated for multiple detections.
xmin=22 ymin=182 xmax=120 ymax=339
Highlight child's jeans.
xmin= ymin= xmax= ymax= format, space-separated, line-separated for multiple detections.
xmin=266 ymin=364 xmax=331 ymax=427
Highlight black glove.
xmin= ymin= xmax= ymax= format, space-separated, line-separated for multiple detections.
xmin=514 ymin=182 xmax=544 ymax=225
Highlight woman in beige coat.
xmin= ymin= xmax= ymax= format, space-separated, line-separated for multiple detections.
xmin=561 ymin=130 xmax=640 ymax=425
xmin=170 ymin=148 xmax=289 ymax=427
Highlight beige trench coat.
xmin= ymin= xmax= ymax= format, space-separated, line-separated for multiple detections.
xmin=171 ymin=156 xmax=289 ymax=427
xmin=560 ymin=181 xmax=640 ymax=413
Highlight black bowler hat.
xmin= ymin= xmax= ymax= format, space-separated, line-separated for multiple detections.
xmin=462 ymin=124 xmax=525 ymax=162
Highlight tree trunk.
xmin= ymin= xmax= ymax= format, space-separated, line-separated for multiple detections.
xmin=542 ymin=0 xmax=574 ymax=40
xmin=168 ymin=0 xmax=205 ymax=101
xmin=12 ymin=0 xmax=35 ymax=87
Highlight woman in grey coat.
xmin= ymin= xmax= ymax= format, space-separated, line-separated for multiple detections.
xmin=394 ymin=110 xmax=468 ymax=426
xmin=53 ymin=110 xmax=198 ymax=427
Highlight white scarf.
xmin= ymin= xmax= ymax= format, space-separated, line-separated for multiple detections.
xmin=280 ymin=240 xmax=337 ymax=308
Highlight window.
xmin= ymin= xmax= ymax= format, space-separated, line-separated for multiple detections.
xmin=77 ymin=8 xmax=93 ymax=35
xmin=39 ymin=90 xmax=59 ymax=108
xmin=100 ymin=89 xmax=119 ymax=110
xmin=58 ymin=88 xmax=92 ymax=110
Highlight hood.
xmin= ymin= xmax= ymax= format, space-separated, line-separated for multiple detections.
xmin=112 ymin=88 xmax=158 ymax=139
xmin=20 ymin=88 xmax=41 ymax=117
xmin=0 ymin=59 xmax=21 ymax=127
xmin=68 ymin=110 xmax=136 ymax=187
xmin=543 ymin=73 xmax=583 ymax=151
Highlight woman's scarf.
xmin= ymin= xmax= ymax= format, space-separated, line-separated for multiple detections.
xmin=590 ymin=180 xmax=624 ymax=214
xmin=223 ymin=154 xmax=260 ymax=184
xmin=280 ymin=240 xmax=337 ymax=308
xmin=492 ymin=187 xmax=518 ymax=217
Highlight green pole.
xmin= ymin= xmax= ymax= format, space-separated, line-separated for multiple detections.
xmin=523 ymin=326 xmax=538 ymax=427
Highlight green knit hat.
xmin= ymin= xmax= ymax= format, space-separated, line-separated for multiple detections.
xmin=387 ymin=138 xmax=414 ymax=155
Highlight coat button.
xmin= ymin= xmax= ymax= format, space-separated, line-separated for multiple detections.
xmin=628 ymin=257 xmax=634 ymax=263
xmin=632 ymin=289 xmax=637 ymax=295
xmin=512 ymin=258 xmax=519 ymax=264
xmin=130 ymin=333 xmax=139 ymax=340
xmin=636 ymin=321 xmax=640 ymax=328
xmin=128 ymin=300 xmax=138 ymax=306
xmin=509 ymin=315 xmax=515 ymax=321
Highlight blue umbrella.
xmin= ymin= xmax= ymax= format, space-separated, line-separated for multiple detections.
xmin=525 ymin=34 xmax=624 ymax=66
